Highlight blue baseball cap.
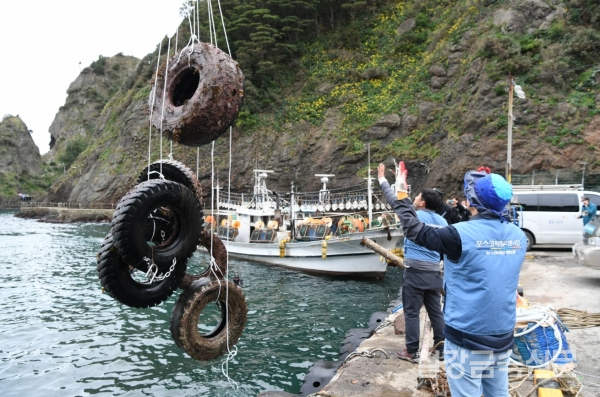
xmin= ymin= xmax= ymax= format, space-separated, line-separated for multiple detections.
xmin=464 ymin=171 xmax=512 ymax=214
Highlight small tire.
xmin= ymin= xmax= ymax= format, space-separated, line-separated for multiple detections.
xmin=149 ymin=43 xmax=245 ymax=147
xmin=523 ymin=230 xmax=534 ymax=252
xmin=97 ymin=233 xmax=185 ymax=308
xmin=170 ymin=278 xmax=247 ymax=361
xmin=137 ymin=160 xmax=203 ymax=202
xmin=111 ymin=179 xmax=202 ymax=272
xmin=180 ymin=230 xmax=228 ymax=289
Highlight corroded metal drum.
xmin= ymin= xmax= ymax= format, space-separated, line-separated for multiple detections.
xmin=149 ymin=43 xmax=245 ymax=146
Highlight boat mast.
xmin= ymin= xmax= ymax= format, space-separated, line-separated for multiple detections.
xmin=290 ymin=181 xmax=295 ymax=240
xmin=316 ymin=174 xmax=335 ymax=212
xmin=367 ymin=144 xmax=373 ymax=229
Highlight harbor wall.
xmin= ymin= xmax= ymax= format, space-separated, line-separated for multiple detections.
xmin=15 ymin=207 xmax=113 ymax=223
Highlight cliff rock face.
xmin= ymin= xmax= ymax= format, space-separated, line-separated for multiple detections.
xmin=43 ymin=54 xmax=139 ymax=164
xmin=0 ymin=116 xmax=42 ymax=201
xmin=41 ymin=0 xmax=600 ymax=205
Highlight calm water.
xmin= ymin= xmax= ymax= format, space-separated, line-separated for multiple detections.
xmin=0 ymin=210 xmax=402 ymax=397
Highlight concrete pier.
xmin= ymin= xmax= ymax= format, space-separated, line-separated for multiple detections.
xmin=15 ymin=207 xmax=113 ymax=223
xmin=272 ymin=250 xmax=600 ymax=397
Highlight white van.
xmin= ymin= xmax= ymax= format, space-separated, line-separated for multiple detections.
xmin=511 ymin=185 xmax=600 ymax=250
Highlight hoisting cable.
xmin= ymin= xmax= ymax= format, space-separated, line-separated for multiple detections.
xmin=208 ymin=0 xmax=239 ymax=388
xmin=158 ymin=37 xmax=172 ymax=176
xmin=147 ymin=41 xmax=162 ymax=179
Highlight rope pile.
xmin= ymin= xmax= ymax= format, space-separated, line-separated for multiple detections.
xmin=556 ymin=308 xmax=600 ymax=329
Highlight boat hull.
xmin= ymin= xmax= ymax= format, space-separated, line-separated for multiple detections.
xmin=213 ymin=228 xmax=403 ymax=278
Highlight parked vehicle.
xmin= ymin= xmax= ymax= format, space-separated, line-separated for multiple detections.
xmin=511 ymin=185 xmax=600 ymax=250
xmin=572 ymin=218 xmax=600 ymax=270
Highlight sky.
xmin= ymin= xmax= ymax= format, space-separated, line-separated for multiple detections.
xmin=0 ymin=0 xmax=187 ymax=155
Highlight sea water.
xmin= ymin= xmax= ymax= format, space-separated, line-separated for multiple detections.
xmin=0 ymin=210 xmax=402 ymax=396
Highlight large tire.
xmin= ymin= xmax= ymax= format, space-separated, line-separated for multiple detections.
xmin=97 ymin=233 xmax=185 ymax=308
xmin=148 ymin=43 xmax=245 ymax=147
xmin=170 ymin=278 xmax=247 ymax=361
xmin=111 ymin=179 xmax=202 ymax=272
xmin=180 ymin=230 xmax=228 ymax=289
xmin=137 ymin=160 xmax=203 ymax=202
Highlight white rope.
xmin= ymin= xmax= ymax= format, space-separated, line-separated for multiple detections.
xmin=510 ymin=306 xmax=565 ymax=368
xmin=175 ymin=27 xmax=178 ymax=53
xmin=196 ymin=0 xmax=201 ymax=41
xmin=208 ymin=0 xmax=218 ymax=47
xmin=207 ymin=0 xmax=213 ymax=45
xmin=216 ymin=0 xmax=232 ymax=56
xmin=158 ymin=37 xmax=172 ymax=171
xmin=147 ymin=41 xmax=163 ymax=178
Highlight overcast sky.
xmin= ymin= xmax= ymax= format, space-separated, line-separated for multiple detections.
xmin=0 ymin=0 xmax=187 ymax=155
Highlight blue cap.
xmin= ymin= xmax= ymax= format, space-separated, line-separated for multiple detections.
xmin=464 ymin=171 xmax=512 ymax=214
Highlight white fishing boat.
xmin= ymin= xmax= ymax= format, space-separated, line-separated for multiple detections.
xmin=203 ymin=170 xmax=403 ymax=278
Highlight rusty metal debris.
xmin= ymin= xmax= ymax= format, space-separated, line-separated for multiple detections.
xmin=149 ymin=42 xmax=245 ymax=147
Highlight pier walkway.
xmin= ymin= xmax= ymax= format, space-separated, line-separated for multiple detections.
xmin=262 ymin=249 xmax=600 ymax=396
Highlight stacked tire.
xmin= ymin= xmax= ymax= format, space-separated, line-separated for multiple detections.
xmin=97 ymin=160 xmax=247 ymax=361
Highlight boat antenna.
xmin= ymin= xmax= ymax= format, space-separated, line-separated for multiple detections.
xmin=290 ymin=181 xmax=296 ymax=241
xmin=367 ymin=143 xmax=372 ymax=228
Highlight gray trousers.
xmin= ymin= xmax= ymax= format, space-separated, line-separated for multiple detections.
xmin=402 ymin=268 xmax=445 ymax=354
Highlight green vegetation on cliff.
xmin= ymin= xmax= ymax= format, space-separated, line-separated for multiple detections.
xmin=186 ymin=0 xmax=600 ymax=163
xmin=41 ymin=0 xmax=600 ymax=203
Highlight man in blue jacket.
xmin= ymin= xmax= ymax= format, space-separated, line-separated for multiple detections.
xmin=378 ymin=162 xmax=526 ymax=396
xmin=578 ymin=196 xmax=597 ymax=225
xmin=397 ymin=188 xmax=447 ymax=363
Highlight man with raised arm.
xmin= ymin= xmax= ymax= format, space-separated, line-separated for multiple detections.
xmin=378 ymin=162 xmax=526 ymax=397
xmin=396 ymin=188 xmax=447 ymax=363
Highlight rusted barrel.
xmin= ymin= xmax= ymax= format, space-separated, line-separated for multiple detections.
xmin=149 ymin=43 xmax=245 ymax=146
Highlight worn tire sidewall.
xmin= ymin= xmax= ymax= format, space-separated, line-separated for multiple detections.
xmin=111 ymin=180 xmax=201 ymax=271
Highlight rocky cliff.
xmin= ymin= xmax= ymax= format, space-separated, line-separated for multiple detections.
xmin=43 ymin=54 xmax=139 ymax=164
xmin=40 ymin=0 xmax=600 ymax=205
xmin=0 ymin=116 xmax=43 ymax=201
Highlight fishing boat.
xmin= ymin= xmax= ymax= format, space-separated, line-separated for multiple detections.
xmin=203 ymin=169 xmax=404 ymax=278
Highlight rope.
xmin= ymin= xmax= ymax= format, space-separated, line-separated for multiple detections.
xmin=556 ymin=308 xmax=600 ymax=329
xmin=158 ymin=37 xmax=172 ymax=170
xmin=374 ymin=320 xmax=392 ymax=333
xmin=147 ymin=41 xmax=162 ymax=178
xmin=208 ymin=0 xmax=218 ymax=47
xmin=343 ymin=348 xmax=389 ymax=364
xmin=216 ymin=0 xmax=232 ymax=56
xmin=510 ymin=306 xmax=564 ymax=368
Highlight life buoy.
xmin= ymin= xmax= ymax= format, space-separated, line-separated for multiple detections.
xmin=97 ymin=233 xmax=185 ymax=308
xmin=221 ymin=219 xmax=229 ymax=227
xmin=136 ymin=160 xmax=203 ymax=202
xmin=170 ymin=278 xmax=248 ymax=361
xmin=255 ymin=220 xmax=265 ymax=229
xmin=149 ymin=43 xmax=245 ymax=147
xmin=205 ymin=215 xmax=215 ymax=223
xmin=231 ymin=220 xmax=241 ymax=229
xmin=111 ymin=179 xmax=202 ymax=272
xmin=180 ymin=230 xmax=228 ymax=288
xmin=321 ymin=217 xmax=333 ymax=227
xmin=267 ymin=220 xmax=278 ymax=229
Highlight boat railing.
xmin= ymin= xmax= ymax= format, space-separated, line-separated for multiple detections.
xmin=218 ymin=190 xmax=291 ymax=210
